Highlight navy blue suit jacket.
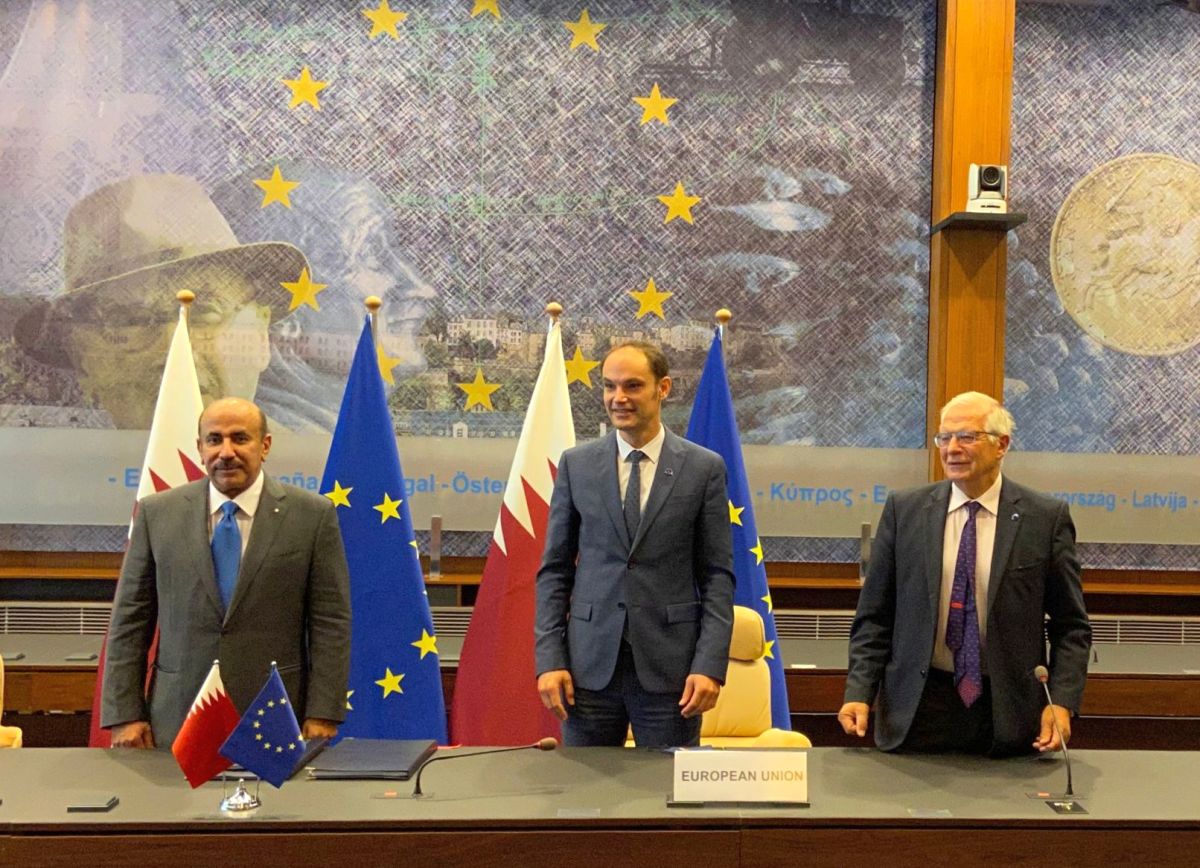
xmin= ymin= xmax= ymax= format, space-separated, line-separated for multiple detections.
xmin=534 ymin=429 xmax=735 ymax=694
xmin=844 ymin=478 xmax=1091 ymax=753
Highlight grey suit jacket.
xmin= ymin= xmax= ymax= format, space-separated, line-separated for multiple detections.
xmin=844 ymin=478 xmax=1091 ymax=754
xmin=101 ymin=475 xmax=352 ymax=748
xmin=534 ymin=429 xmax=735 ymax=694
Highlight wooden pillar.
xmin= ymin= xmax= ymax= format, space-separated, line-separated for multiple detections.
xmin=928 ymin=0 xmax=1016 ymax=476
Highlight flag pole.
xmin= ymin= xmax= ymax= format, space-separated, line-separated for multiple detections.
xmin=365 ymin=294 xmax=382 ymax=342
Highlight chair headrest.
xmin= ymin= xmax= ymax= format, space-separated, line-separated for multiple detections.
xmin=729 ymin=605 xmax=766 ymax=661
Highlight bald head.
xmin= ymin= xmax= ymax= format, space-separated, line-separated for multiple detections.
xmin=197 ymin=398 xmax=272 ymax=497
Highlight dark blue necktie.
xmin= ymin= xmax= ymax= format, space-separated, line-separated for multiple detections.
xmin=212 ymin=500 xmax=241 ymax=612
xmin=946 ymin=500 xmax=983 ymax=707
xmin=623 ymin=450 xmax=645 ymax=544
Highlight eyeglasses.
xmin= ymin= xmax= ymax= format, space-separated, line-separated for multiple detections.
xmin=932 ymin=430 xmax=999 ymax=448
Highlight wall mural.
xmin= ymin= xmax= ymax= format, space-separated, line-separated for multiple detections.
xmin=0 ymin=0 xmax=934 ymax=553
xmin=1008 ymin=1 xmax=1200 ymax=566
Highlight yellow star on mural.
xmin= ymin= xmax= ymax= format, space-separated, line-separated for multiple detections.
xmin=564 ymin=346 xmax=599 ymax=387
xmin=280 ymin=268 xmax=328 ymax=312
xmin=411 ymin=629 xmax=439 ymax=659
xmin=761 ymin=592 xmax=773 ymax=614
xmin=253 ymin=165 xmax=300 ymax=209
xmin=658 ymin=181 xmax=701 ymax=224
xmin=375 ymin=668 xmax=405 ymax=698
xmin=471 ymin=0 xmax=500 ymax=18
xmin=728 ymin=500 xmax=745 ymax=526
xmin=750 ymin=537 xmax=764 ymax=566
xmin=629 ymin=277 xmax=672 ymax=320
xmin=763 ymin=639 xmax=776 ymax=660
xmin=377 ymin=343 xmax=402 ymax=385
xmin=324 ymin=481 xmax=352 ymax=508
xmin=564 ymin=9 xmax=606 ymax=51
xmin=346 ymin=690 xmax=354 ymax=710
xmin=633 ymin=83 xmax=677 ymax=125
xmin=362 ymin=0 xmax=407 ymax=39
xmin=281 ymin=66 xmax=329 ymax=110
xmin=374 ymin=493 xmax=403 ymax=523
xmin=457 ymin=368 xmax=501 ymax=410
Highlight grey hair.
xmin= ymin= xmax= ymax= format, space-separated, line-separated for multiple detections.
xmin=940 ymin=391 xmax=1014 ymax=438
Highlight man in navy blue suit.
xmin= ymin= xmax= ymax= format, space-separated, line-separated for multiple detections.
xmin=535 ymin=342 xmax=735 ymax=748
xmin=840 ymin=391 xmax=1090 ymax=756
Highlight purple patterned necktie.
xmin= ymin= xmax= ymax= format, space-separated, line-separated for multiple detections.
xmin=946 ymin=500 xmax=983 ymax=707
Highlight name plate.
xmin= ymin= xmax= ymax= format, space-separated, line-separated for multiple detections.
xmin=672 ymin=749 xmax=808 ymax=806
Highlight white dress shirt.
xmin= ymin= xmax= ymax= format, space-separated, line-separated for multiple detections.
xmin=931 ymin=474 xmax=1003 ymax=674
xmin=616 ymin=424 xmax=665 ymax=513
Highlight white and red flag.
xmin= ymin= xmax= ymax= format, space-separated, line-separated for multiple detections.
xmin=450 ymin=317 xmax=575 ymax=745
xmin=172 ymin=660 xmax=240 ymax=787
xmin=88 ymin=301 xmax=205 ymax=747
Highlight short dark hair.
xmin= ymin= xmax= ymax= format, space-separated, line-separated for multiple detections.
xmin=603 ymin=340 xmax=669 ymax=380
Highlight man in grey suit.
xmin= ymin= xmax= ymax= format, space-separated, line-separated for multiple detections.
xmin=839 ymin=391 xmax=1090 ymax=756
xmin=535 ymin=342 xmax=735 ymax=748
xmin=102 ymin=397 xmax=351 ymax=749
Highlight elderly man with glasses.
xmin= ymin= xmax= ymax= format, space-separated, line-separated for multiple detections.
xmin=838 ymin=391 xmax=1091 ymax=756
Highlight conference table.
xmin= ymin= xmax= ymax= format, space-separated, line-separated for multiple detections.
xmin=1 ymin=746 xmax=1197 ymax=867
xmin=4 ymin=634 xmax=1199 ymax=749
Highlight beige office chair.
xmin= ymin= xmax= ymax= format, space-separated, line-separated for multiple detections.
xmin=626 ymin=605 xmax=811 ymax=747
xmin=699 ymin=605 xmax=811 ymax=747
xmin=0 ymin=654 xmax=25 ymax=748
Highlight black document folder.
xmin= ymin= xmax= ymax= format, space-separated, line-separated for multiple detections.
xmin=306 ymin=738 xmax=437 ymax=780
xmin=221 ymin=736 xmax=329 ymax=782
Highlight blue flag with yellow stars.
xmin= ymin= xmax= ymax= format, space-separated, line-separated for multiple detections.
xmin=685 ymin=327 xmax=792 ymax=730
xmin=219 ymin=665 xmax=304 ymax=788
xmin=320 ymin=317 xmax=447 ymax=743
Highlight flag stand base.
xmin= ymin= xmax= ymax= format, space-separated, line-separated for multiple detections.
xmin=220 ymin=776 xmax=261 ymax=813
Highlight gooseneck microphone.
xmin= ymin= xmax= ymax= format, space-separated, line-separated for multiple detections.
xmin=1033 ymin=665 xmax=1073 ymax=797
xmin=411 ymin=737 xmax=558 ymax=798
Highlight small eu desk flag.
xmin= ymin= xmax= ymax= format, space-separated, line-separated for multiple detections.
xmin=219 ymin=665 xmax=303 ymax=788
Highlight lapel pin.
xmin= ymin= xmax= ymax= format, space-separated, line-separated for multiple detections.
xmin=664 ymin=468 xmax=674 ymax=476
xmin=1010 ymin=512 xmax=1019 ymax=521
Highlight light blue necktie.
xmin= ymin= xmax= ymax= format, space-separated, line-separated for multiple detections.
xmin=212 ymin=500 xmax=241 ymax=612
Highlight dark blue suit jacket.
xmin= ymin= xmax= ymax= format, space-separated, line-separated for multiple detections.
xmin=844 ymin=478 xmax=1091 ymax=753
xmin=534 ymin=429 xmax=735 ymax=693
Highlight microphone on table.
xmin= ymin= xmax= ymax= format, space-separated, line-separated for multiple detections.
xmin=1033 ymin=665 xmax=1073 ymax=797
xmin=411 ymin=737 xmax=558 ymax=798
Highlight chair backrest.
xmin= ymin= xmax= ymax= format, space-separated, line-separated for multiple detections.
xmin=701 ymin=605 xmax=773 ymax=739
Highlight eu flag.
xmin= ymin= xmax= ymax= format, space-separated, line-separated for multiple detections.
xmin=219 ymin=665 xmax=304 ymax=788
xmin=320 ymin=317 xmax=447 ymax=742
xmin=685 ymin=327 xmax=792 ymax=729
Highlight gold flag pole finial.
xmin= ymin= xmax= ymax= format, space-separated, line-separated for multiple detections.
xmin=365 ymin=295 xmax=382 ymax=341
xmin=545 ymin=301 xmax=563 ymax=323
xmin=715 ymin=308 xmax=732 ymax=327
xmin=177 ymin=290 xmax=195 ymax=321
